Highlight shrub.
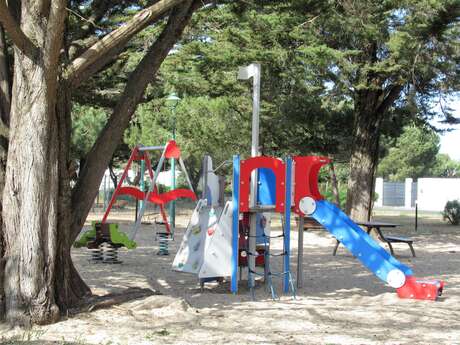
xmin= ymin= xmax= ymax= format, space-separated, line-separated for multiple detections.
xmin=442 ymin=200 xmax=460 ymax=225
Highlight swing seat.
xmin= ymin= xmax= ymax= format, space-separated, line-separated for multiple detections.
xmin=149 ymin=189 xmax=197 ymax=205
xmin=118 ymin=186 xmax=197 ymax=205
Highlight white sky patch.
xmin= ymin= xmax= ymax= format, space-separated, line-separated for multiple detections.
xmin=437 ymin=99 xmax=460 ymax=161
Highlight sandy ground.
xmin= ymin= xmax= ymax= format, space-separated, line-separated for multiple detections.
xmin=1 ymin=208 xmax=459 ymax=345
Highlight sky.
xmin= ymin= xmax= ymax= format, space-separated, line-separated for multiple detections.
xmin=436 ymin=99 xmax=460 ymax=161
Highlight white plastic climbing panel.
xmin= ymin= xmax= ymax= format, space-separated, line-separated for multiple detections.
xmin=198 ymin=201 xmax=233 ymax=278
xmin=172 ymin=200 xmax=233 ymax=279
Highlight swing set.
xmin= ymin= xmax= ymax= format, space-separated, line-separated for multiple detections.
xmin=102 ymin=140 xmax=197 ymax=241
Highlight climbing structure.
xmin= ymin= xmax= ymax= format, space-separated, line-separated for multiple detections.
xmin=175 ymin=152 xmax=444 ymax=301
xmin=231 ymin=155 xmax=296 ymax=299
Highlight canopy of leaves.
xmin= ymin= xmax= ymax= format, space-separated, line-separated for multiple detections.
xmin=378 ymin=124 xmax=440 ymax=180
xmin=431 ymin=153 xmax=460 ymax=177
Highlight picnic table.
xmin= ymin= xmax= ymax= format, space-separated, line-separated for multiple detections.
xmin=332 ymin=220 xmax=416 ymax=257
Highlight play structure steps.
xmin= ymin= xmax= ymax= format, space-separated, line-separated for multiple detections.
xmin=241 ymin=220 xmax=296 ymax=300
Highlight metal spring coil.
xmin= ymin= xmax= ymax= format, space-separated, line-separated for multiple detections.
xmin=157 ymin=232 xmax=170 ymax=255
xmin=103 ymin=243 xmax=122 ymax=264
xmin=91 ymin=247 xmax=103 ymax=262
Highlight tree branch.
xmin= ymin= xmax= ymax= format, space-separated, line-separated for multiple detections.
xmin=65 ymin=0 xmax=186 ymax=88
xmin=71 ymin=0 xmax=199 ymax=238
xmin=376 ymin=84 xmax=403 ymax=115
xmin=0 ymin=0 xmax=39 ymax=58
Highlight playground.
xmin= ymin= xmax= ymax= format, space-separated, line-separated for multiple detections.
xmin=0 ymin=209 xmax=459 ymax=344
xmin=1 ymin=2 xmax=460 ymax=344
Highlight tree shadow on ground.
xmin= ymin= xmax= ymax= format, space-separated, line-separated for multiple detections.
xmin=72 ymin=216 xmax=460 ymax=312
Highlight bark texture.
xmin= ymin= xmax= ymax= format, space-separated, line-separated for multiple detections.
xmin=54 ymin=84 xmax=91 ymax=311
xmin=345 ymin=108 xmax=381 ymax=221
xmin=0 ymin=26 xmax=10 ymax=125
xmin=345 ymin=86 xmax=403 ymax=221
xmin=0 ymin=25 xmax=10 ymax=321
xmin=2 ymin=0 xmax=66 ymax=325
xmin=0 ymin=0 xmax=200 ymax=325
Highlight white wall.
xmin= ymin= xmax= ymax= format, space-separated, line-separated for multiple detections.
xmin=417 ymin=178 xmax=460 ymax=211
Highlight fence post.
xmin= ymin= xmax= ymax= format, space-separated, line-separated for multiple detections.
xmin=405 ymin=178 xmax=413 ymax=209
xmin=375 ymin=178 xmax=384 ymax=207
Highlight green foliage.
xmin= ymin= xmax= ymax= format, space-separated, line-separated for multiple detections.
xmin=431 ymin=153 xmax=460 ymax=177
xmin=151 ymin=2 xmax=355 ymax=159
xmin=70 ymin=0 xmax=459 ymax=196
xmin=71 ymin=104 xmax=107 ymax=159
xmin=322 ymin=185 xmax=348 ymax=207
xmin=442 ymin=200 xmax=460 ymax=225
xmin=378 ymin=125 xmax=440 ymax=180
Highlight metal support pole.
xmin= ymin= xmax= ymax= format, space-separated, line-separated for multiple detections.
xmin=170 ymin=156 xmax=176 ymax=236
xmin=283 ymin=158 xmax=292 ymax=293
xmin=140 ymin=159 xmax=145 ymax=209
xmin=131 ymin=147 xmax=168 ymax=241
xmin=231 ymin=155 xmax=240 ymax=294
xmin=297 ymin=216 xmax=304 ymax=289
xmin=238 ymin=63 xmax=261 ymax=295
xmin=202 ymin=155 xmax=209 ymax=201
xmin=138 ymin=145 xmax=165 ymax=151
xmin=250 ymin=64 xmax=261 ymax=159
xmin=170 ymin=116 xmax=176 ymax=237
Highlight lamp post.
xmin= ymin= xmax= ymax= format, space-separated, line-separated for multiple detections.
xmin=166 ymin=92 xmax=181 ymax=237
xmin=238 ymin=63 xmax=261 ymax=292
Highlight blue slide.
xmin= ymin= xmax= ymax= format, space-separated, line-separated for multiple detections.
xmin=310 ymin=200 xmax=413 ymax=287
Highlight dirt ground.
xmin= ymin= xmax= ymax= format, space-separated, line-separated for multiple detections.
xmin=1 ymin=208 xmax=459 ymax=345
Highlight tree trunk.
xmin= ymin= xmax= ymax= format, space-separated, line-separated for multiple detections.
xmin=345 ymin=97 xmax=382 ymax=222
xmin=54 ymin=84 xmax=91 ymax=312
xmin=2 ymin=1 xmax=66 ymax=325
xmin=0 ymin=0 xmax=200 ymax=326
xmin=329 ymin=162 xmax=341 ymax=208
xmin=108 ymin=159 xmax=118 ymax=190
xmin=0 ymin=26 xmax=10 ymax=126
xmin=0 ymin=24 xmax=10 ymax=321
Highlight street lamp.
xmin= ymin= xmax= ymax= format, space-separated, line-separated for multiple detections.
xmin=166 ymin=92 xmax=181 ymax=237
xmin=238 ymin=63 xmax=261 ymax=293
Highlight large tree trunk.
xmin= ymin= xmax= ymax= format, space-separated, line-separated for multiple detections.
xmin=0 ymin=26 xmax=10 ymax=125
xmin=345 ymin=95 xmax=382 ymax=222
xmin=345 ymin=85 xmax=403 ymax=221
xmin=0 ymin=0 xmax=201 ymax=326
xmin=54 ymin=84 xmax=91 ymax=312
xmin=0 ymin=25 xmax=10 ymax=321
xmin=2 ymin=1 xmax=66 ymax=325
